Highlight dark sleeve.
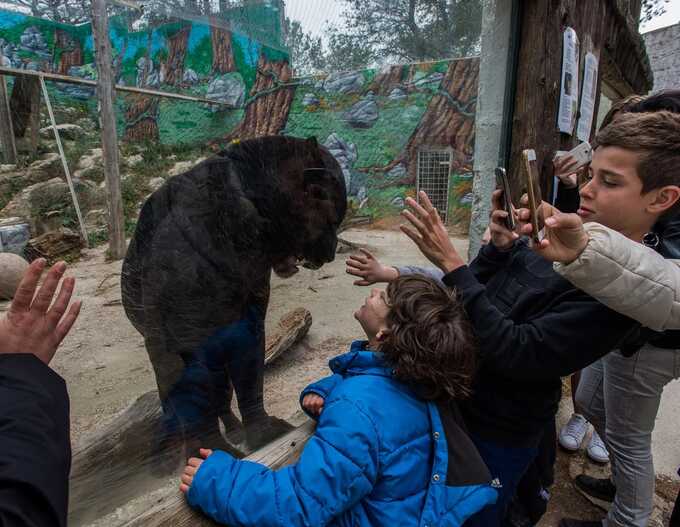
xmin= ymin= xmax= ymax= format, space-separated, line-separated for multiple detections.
xmin=468 ymin=241 xmax=514 ymax=285
xmin=553 ymin=182 xmax=580 ymax=213
xmin=442 ymin=267 xmax=633 ymax=380
xmin=0 ymin=354 xmax=71 ymax=527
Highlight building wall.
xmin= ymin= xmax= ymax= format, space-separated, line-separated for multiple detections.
xmin=643 ymin=23 xmax=680 ymax=92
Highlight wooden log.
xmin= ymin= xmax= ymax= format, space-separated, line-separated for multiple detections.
xmin=91 ymin=0 xmax=126 ymax=260
xmin=264 ymin=307 xmax=312 ymax=365
xmin=24 ymin=228 xmax=83 ymax=264
xmin=0 ymin=75 xmax=17 ymax=164
xmin=120 ymin=420 xmax=315 ymax=527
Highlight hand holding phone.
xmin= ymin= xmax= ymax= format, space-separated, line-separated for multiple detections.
xmin=522 ymin=149 xmax=544 ymax=243
xmin=494 ymin=167 xmax=515 ymax=231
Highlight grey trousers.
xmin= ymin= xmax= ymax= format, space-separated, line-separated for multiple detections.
xmin=576 ymin=345 xmax=680 ymax=527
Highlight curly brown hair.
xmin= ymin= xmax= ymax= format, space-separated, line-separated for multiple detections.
xmin=378 ymin=275 xmax=476 ymax=401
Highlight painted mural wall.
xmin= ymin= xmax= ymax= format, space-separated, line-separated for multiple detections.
xmin=0 ymin=8 xmax=479 ymax=228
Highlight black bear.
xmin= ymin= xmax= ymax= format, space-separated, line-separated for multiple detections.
xmin=121 ymin=136 xmax=346 ymax=453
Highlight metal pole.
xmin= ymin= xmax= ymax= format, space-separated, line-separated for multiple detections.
xmin=39 ymin=75 xmax=89 ymax=247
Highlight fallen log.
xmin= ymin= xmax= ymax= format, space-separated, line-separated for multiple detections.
xmin=121 ymin=420 xmax=316 ymax=527
xmin=24 ymin=227 xmax=82 ymax=264
xmin=264 ymin=307 xmax=312 ymax=364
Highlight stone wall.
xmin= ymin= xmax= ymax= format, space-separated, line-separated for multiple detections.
xmin=643 ymin=23 xmax=680 ymax=92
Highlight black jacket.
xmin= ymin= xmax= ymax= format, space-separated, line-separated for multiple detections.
xmin=0 ymin=354 xmax=71 ymax=527
xmin=442 ymin=241 xmax=635 ymax=447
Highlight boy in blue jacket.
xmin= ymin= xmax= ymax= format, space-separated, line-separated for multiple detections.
xmin=179 ymin=274 xmax=498 ymax=526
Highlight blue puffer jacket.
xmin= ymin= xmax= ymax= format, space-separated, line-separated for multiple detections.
xmin=187 ymin=341 xmax=497 ymax=526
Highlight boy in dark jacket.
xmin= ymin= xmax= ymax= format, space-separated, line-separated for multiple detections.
xmin=180 ymin=275 xmax=498 ymax=526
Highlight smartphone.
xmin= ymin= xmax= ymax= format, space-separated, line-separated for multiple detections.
xmin=522 ymin=149 xmax=544 ymax=243
xmin=554 ymin=141 xmax=592 ymax=171
xmin=494 ymin=167 xmax=515 ymax=230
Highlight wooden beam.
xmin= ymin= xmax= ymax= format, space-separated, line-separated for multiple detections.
xmin=0 ymin=66 xmax=233 ymax=107
xmin=121 ymin=420 xmax=316 ymax=527
xmin=0 ymin=75 xmax=17 ymax=164
xmin=91 ymin=0 xmax=126 ymax=260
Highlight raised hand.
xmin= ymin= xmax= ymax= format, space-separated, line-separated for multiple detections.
xmin=400 ymin=191 xmax=465 ymax=273
xmin=489 ymin=189 xmax=519 ymax=251
xmin=346 ymin=248 xmax=398 ymax=286
xmin=0 ymin=258 xmax=82 ymax=365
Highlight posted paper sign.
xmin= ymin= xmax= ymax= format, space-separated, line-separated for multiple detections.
xmin=577 ymin=52 xmax=599 ymax=141
xmin=558 ymin=27 xmax=580 ymax=135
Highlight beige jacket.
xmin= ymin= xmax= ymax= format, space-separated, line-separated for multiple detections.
xmin=554 ymin=223 xmax=680 ymax=331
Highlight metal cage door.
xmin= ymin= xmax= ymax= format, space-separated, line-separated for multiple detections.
xmin=416 ymin=149 xmax=452 ymax=223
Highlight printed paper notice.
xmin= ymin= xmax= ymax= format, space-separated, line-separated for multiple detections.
xmin=576 ymin=52 xmax=599 ymax=141
xmin=558 ymin=27 xmax=580 ymax=135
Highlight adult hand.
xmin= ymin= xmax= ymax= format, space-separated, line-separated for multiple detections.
xmin=345 ymin=249 xmax=398 ymax=286
xmin=302 ymin=393 xmax=325 ymax=417
xmin=489 ymin=189 xmax=519 ymax=251
xmin=553 ymin=153 xmax=580 ymax=189
xmin=0 ymin=258 xmax=82 ymax=365
xmin=180 ymin=448 xmax=213 ymax=494
xmin=400 ymin=191 xmax=465 ymax=274
xmin=516 ymin=202 xmax=588 ymax=263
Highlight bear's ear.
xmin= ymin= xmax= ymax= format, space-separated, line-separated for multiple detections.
xmin=306 ymin=136 xmax=319 ymax=149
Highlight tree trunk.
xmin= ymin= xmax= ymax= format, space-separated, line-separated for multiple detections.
xmin=210 ymin=23 xmax=236 ymax=74
xmin=226 ymin=54 xmax=296 ymax=141
xmin=9 ymin=75 xmax=41 ymax=138
xmin=54 ymin=29 xmax=83 ymax=75
xmin=394 ymin=58 xmax=480 ymax=184
xmin=368 ymin=65 xmax=404 ymax=95
xmin=123 ymin=94 xmax=160 ymax=142
xmin=164 ymin=26 xmax=191 ymax=86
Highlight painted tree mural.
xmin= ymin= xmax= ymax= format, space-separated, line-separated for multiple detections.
xmin=210 ymin=23 xmax=236 ymax=74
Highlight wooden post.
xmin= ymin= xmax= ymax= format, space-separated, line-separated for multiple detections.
xmin=91 ymin=0 xmax=126 ymax=259
xmin=39 ymin=76 xmax=89 ymax=247
xmin=28 ymin=79 xmax=41 ymax=156
xmin=0 ymin=75 xmax=17 ymax=164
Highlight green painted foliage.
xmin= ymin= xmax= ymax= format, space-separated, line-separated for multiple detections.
xmin=186 ymin=35 xmax=212 ymax=76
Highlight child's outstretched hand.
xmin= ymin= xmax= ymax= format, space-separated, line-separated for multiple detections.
xmin=180 ymin=448 xmax=213 ymax=494
xmin=346 ymin=248 xmax=398 ymax=286
xmin=302 ymin=393 xmax=325 ymax=417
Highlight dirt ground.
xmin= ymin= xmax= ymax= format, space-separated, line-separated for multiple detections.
xmin=1 ymin=226 xmax=677 ymax=526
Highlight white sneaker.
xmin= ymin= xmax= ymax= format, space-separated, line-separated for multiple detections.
xmin=559 ymin=413 xmax=589 ymax=451
xmin=586 ymin=430 xmax=610 ymax=463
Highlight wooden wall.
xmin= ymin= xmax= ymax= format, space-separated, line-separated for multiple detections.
xmin=507 ymin=0 xmax=652 ymax=201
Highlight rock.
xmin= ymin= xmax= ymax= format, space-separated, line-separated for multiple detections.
xmin=168 ymin=161 xmax=194 ymax=177
xmin=145 ymin=71 xmax=161 ymax=89
xmin=84 ymin=209 xmax=108 ymax=229
xmin=323 ymin=71 xmax=365 ymax=94
xmin=0 ymin=164 xmax=16 ymax=174
xmin=460 ymin=192 xmax=473 ymax=205
xmin=125 ymin=154 xmax=144 ymax=167
xmin=147 ymin=177 xmax=165 ymax=192
xmin=391 ymin=196 xmax=405 ymax=208
xmin=357 ymin=187 xmax=367 ymax=202
xmin=40 ymin=124 xmax=85 ymax=141
xmin=136 ymin=57 xmax=154 ymax=88
xmin=183 ymin=68 xmax=199 ymax=85
xmin=0 ymin=54 xmax=11 ymax=68
xmin=388 ymin=87 xmax=407 ymax=101
xmin=206 ymin=73 xmax=246 ymax=110
xmin=0 ymin=220 xmax=31 ymax=256
xmin=75 ymin=117 xmax=97 ymax=132
xmin=301 ymin=93 xmax=320 ymax=107
xmin=323 ymin=133 xmax=357 ymax=190
xmin=385 ymin=164 xmax=407 ymax=181
xmin=77 ymin=149 xmax=104 ymax=172
xmin=19 ymin=26 xmax=50 ymax=58
xmin=411 ymin=71 xmax=445 ymax=89
xmin=0 ymin=253 xmax=29 ymax=300
xmin=341 ymin=97 xmax=379 ymax=128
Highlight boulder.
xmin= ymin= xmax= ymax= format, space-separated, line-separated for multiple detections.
xmin=75 ymin=149 xmax=104 ymax=179
xmin=147 ymin=177 xmax=165 ymax=192
xmin=84 ymin=209 xmax=108 ymax=229
xmin=0 ymin=164 xmax=16 ymax=174
xmin=0 ymin=253 xmax=29 ymax=300
xmin=323 ymin=133 xmax=357 ymax=191
xmin=323 ymin=71 xmax=365 ymax=94
xmin=341 ymin=97 xmax=379 ymax=128
xmin=206 ymin=73 xmax=246 ymax=110
xmin=411 ymin=71 xmax=445 ymax=89
xmin=39 ymin=124 xmax=85 ymax=141
xmin=388 ymin=87 xmax=408 ymax=101
xmin=0 ymin=219 xmax=31 ymax=256
xmin=54 ymin=65 xmax=97 ymax=100
xmin=301 ymin=93 xmax=320 ymax=107
xmin=168 ymin=161 xmax=194 ymax=178
xmin=125 ymin=154 xmax=144 ymax=168
xmin=183 ymin=68 xmax=199 ymax=85
xmin=19 ymin=26 xmax=50 ymax=58
xmin=384 ymin=163 xmax=407 ymax=182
